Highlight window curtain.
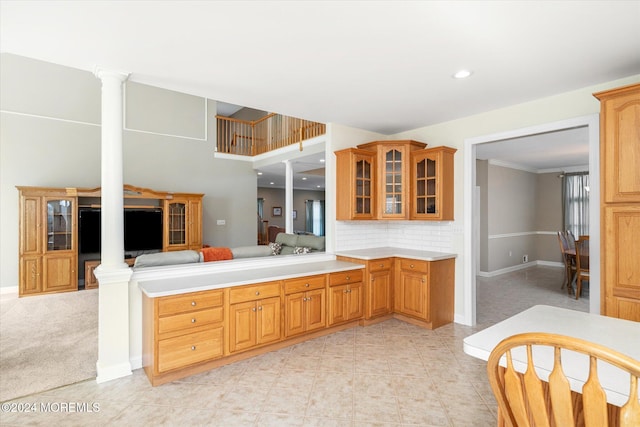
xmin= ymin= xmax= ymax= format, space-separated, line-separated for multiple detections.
xmin=305 ymin=200 xmax=325 ymax=236
xmin=257 ymin=198 xmax=264 ymax=219
xmin=562 ymin=172 xmax=589 ymax=237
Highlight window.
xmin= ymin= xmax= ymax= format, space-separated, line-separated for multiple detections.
xmin=563 ymin=172 xmax=589 ymax=237
xmin=305 ymin=200 xmax=325 ymax=236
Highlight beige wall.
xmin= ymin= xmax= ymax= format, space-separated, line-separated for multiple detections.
xmin=258 ymin=187 xmax=325 ymax=232
xmin=0 ymin=53 xmax=258 ymax=288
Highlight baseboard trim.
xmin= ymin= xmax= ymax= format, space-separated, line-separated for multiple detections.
xmin=0 ymin=285 xmax=19 ymax=295
xmin=478 ymin=260 xmax=564 ymax=278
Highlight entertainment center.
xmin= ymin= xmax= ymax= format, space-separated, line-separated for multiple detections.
xmin=16 ymin=184 xmax=204 ymax=297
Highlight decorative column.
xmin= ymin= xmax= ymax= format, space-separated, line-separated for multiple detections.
xmin=93 ymin=67 xmax=133 ymax=383
xmin=284 ymin=160 xmax=294 ymax=232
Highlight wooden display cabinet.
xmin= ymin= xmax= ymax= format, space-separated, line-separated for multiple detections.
xmin=410 ymin=146 xmax=457 ymax=220
xmin=594 ymin=83 xmax=640 ymax=321
xmin=327 ymin=270 xmax=364 ymax=326
xmin=228 ymin=281 xmax=282 ymax=354
xmin=335 ymin=148 xmax=376 ymax=220
xmin=164 ymin=197 xmax=203 ymax=251
xmin=18 ymin=188 xmax=78 ymax=296
xmin=337 ymin=256 xmax=393 ymax=321
xmin=84 ymin=258 xmax=136 ymax=289
xmin=357 ymin=140 xmax=427 ymax=220
xmin=283 ymin=275 xmax=327 ymax=338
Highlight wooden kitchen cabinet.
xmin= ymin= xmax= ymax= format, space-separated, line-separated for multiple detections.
xmin=17 ymin=188 xmax=78 ymax=296
xmin=335 ymin=148 xmax=376 ymax=220
xmin=284 ymin=275 xmax=327 ymax=337
xmin=142 ymin=289 xmax=225 ymax=383
xmin=228 ymin=281 xmax=282 ymax=353
xmin=328 ymin=270 xmax=364 ymax=326
xmin=394 ymin=257 xmax=455 ymax=329
xmin=595 ymin=83 xmax=640 ymax=322
xmin=410 ymin=146 xmax=457 ymax=220
xmin=367 ymin=258 xmax=394 ymax=318
xmin=357 ymin=140 xmax=427 ymax=219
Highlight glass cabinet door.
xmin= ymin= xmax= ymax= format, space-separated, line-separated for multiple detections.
xmin=355 ymin=156 xmax=373 ymax=215
xmin=46 ymin=198 xmax=74 ymax=251
xmin=168 ymin=202 xmax=186 ymax=246
xmin=383 ymin=149 xmax=403 ymax=215
xmin=415 ymin=156 xmax=437 ymax=215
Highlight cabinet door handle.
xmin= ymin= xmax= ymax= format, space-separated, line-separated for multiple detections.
xmin=422 ymin=279 xmax=426 ymax=283
xmin=191 ymin=301 xmax=196 ymax=306
xmin=346 ymin=276 xmax=350 ymax=280
xmin=252 ymin=307 xmax=257 ymax=312
xmin=191 ymin=345 xmax=197 ymax=351
xmin=308 ymin=297 xmax=312 ymax=301
xmin=410 ymin=264 xmax=414 ymax=268
xmin=255 ymin=291 xmax=260 ymax=295
xmin=303 ymin=297 xmax=307 ymax=301
xmin=305 ymin=283 xmax=310 ymax=287
xmin=344 ymin=290 xmax=349 ymax=294
xmin=258 ymin=306 xmax=263 ymax=311
xmin=191 ymin=318 xmax=196 ymax=323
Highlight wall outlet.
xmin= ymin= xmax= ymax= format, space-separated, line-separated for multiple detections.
xmin=216 ymin=219 xmax=226 ymax=225
xmin=523 ymin=254 xmax=529 ymax=263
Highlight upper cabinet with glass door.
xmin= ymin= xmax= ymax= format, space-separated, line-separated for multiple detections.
xmin=410 ymin=146 xmax=457 ymax=220
xmin=335 ymin=141 xmax=456 ymax=221
xmin=357 ymin=140 xmax=427 ymax=220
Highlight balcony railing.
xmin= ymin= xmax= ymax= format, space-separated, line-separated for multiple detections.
xmin=216 ymin=113 xmax=325 ymax=156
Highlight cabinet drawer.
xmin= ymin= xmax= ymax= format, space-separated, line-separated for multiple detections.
xmin=158 ymin=307 xmax=224 ymax=335
xmin=157 ymin=327 xmax=224 ymax=373
xmin=158 ymin=290 xmax=223 ymax=316
xmin=369 ymin=258 xmax=393 ymax=272
xmin=399 ymin=259 xmax=428 ymax=274
xmin=284 ymin=275 xmax=326 ymax=294
xmin=329 ymin=269 xmax=363 ymax=286
xmin=229 ymin=281 xmax=281 ymax=304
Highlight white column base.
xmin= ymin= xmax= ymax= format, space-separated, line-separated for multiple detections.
xmin=96 ymin=360 xmax=132 ymax=384
xmin=95 ymin=266 xmax=133 ymax=384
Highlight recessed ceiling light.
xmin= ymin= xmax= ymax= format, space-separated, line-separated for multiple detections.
xmin=257 ymin=172 xmax=263 ymax=175
xmin=270 ymin=182 xmax=274 ymax=185
xmin=319 ymin=159 xmax=325 ymax=163
xmin=453 ymin=69 xmax=472 ymax=79
xmin=316 ymin=185 xmax=321 ymax=188
xmin=302 ymin=177 xmax=307 ymax=180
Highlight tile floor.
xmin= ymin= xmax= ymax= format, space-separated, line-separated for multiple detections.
xmin=0 ymin=266 xmax=588 ymax=426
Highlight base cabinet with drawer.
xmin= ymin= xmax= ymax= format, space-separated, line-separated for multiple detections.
xmin=284 ymin=275 xmax=327 ymax=338
xmin=394 ymin=257 xmax=455 ymax=329
xmin=142 ymin=289 xmax=225 ymax=384
xmin=228 ymin=281 xmax=282 ymax=354
xmin=328 ymin=270 xmax=364 ymax=326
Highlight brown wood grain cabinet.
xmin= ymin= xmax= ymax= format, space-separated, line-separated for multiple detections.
xmin=328 ymin=270 xmax=364 ymax=325
xmin=228 ymin=281 xmax=282 ymax=353
xmin=17 ymin=187 xmax=78 ymax=296
xmin=595 ymin=83 xmax=640 ymax=321
xmin=142 ymin=289 xmax=225 ymax=383
xmin=335 ymin=140 xmax=456 ymax=221
xmin=394 ymin=257 xmax=455 ymax=329
xmin=283 ymin=275 xmax=327 ymax=337
xmin=335 ymin=148 xmax=376 ymax=220
xmin=164 ymin=197 xmax=203 ymax=251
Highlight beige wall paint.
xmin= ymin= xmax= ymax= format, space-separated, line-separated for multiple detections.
xmin=0 ymin=53 xmax=258 ymax=288
xmin=257 ymin=187 xmax=325 ymax=232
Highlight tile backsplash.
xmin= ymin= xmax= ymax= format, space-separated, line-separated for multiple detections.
xmin=335 ymin=221 xmax=456 ymax=252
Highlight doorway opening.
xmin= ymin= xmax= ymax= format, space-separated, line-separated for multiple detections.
xmin=463 ymin=114 xmax=600 ymax=326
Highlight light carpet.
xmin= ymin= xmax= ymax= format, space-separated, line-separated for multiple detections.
xmin=0 ymin=289 xmax=98 ymax=402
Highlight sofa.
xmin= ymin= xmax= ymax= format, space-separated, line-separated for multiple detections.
xmin=133 ymin=232 xmax=325 ymax=268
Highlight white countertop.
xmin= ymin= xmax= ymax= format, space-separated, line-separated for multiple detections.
xmin=335 ymin=247 xmax=457 ymax=261
xmin=138 ymin=260 xmax=364 ymax=298
xmin=463 ymin=305 xmax=640 ymax=406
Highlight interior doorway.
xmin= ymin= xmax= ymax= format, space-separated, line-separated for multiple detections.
xmin=462 ymin=114 xmax=600 ymax=326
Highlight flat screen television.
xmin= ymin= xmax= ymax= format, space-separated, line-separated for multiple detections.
xmin=78 ymin=208 xmax=163 ymax=253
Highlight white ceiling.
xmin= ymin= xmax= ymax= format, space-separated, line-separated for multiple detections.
xmin=1 ymin=1 xmax=638 ymax=177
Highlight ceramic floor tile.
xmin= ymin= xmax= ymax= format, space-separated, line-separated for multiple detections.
xmin=353 ymin=394 xmax=401 ymax=423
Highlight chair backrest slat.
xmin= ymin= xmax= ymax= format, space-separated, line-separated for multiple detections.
xmin=504 ymin=350 xmax=532 ymax=427
xmin=620 ymin=375 xmax=640 ymax=427
xmin=523 ymin=345 xmax=551 ymax=427
xmin=582 ymin=356 xmax=608 ymax=427
xmin=549 ymin=346 xmax=576 ymax=426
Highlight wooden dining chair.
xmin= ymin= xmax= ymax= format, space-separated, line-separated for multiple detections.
xmin=556 ymin=231 xmax=576 ymax=293
xmin=575 ymin=236 xmax=590 ymax=300
xmin=487 ymin=332 xmax=640 ymax=427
